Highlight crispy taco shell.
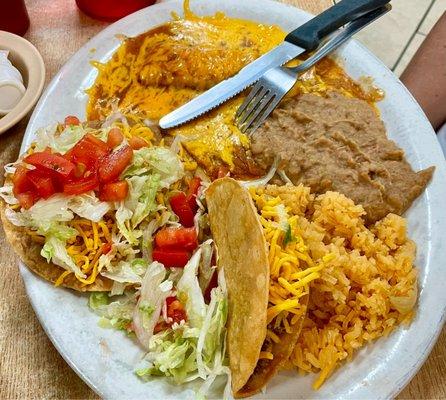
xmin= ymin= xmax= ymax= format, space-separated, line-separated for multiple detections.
xmin=206 ymin=178 xmax=269 ymax=394
xmin=236 ymin=294 xmax=309 ymax=398
xmin=206 ymin=178 xmax=309 ymax=397
xmin=0 ymin=200 xmax=112 ymax=292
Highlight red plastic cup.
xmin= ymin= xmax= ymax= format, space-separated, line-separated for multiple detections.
xmin=76 ymin=0 xmax=156 ymax=22
xmin=0 ymin=0 xmax=30 ymax=36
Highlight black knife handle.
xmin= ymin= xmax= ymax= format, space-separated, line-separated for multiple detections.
xmin=285 ymin=0 xmax=391 ymax=51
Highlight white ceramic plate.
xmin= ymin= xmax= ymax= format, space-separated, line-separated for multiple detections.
xmin=18 ymin=0 xmax=446 ymax=399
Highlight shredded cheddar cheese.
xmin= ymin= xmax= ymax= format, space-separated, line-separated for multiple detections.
xmin=112 ymin=115 xmax=155 ymax=146
xmin=52 ymin=216 xmax=116 ymax=287
xmin=259 ymin=351 xmax=274 ymax=360
xmin=55 ymin=270 xmax=72 ymax=287
xmin=250 ymin=188 xmax=335 ymax=360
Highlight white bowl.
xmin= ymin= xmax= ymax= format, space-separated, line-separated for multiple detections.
xmin=0 ymin=31 xmax=45 ymax=134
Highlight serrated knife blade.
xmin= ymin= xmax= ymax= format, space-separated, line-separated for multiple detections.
xmin=158 ymin=41 xmax=305 ymax=129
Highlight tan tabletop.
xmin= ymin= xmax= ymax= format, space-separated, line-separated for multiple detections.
xmin=0 ymin=0 xmax=445 ymax=398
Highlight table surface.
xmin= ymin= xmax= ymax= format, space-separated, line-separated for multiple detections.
xmin=1 ymin=0 xmax=445 ymax=398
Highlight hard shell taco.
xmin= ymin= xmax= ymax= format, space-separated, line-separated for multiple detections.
xmin=206 ymin=177 xmax=332 ymax=397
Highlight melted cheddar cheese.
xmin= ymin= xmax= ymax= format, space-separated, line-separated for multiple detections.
xmin=87 ymin=1 xmax=382 ymax=178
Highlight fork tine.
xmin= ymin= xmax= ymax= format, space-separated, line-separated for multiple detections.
xmin=245 ymin=92 xmax=284 ymax=135
xmin=237 ymin=86 xmax=269 ymax=128
xmin=235 ymin=82 xmax=264 ymax=120
xmin=240 ymin=91 xmax=275 ymax=133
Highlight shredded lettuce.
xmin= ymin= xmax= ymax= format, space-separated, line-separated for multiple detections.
xmin=137 ymin=326 xmax=201 ymax=384
xmin=122 ymin=147 xmax=184 ymax=188
xmin=128 ymin=174 xmax=160 ymax=227
xmin=198 ymin=239 xmax=215 ymax=293
xmin=5 ymin=193 xmax=109 ymax=230
xmin=133 ymin=262 xmax=172 ymax=349
xmin=177 ymin=249 xmax=206 ymax=328
xmin=34 ymin=124 xmax=87 ymax=154
xmin=115 ymin=202 xmax=137 ymax=244
xmin=274 ymin=203 xmax=290 ymax=232
xmin=196 ymin=271 xmax=229 ymax=388
xmin=101 ymin=258 xmax=148 ymax=285
xmin=89 ymin=292 xmax=109 ymax=310
xmin=0 ymin=183 xmax=18 ymax=205
xmin=283 ymin=223 xmax=295 ymax=245
xmin=42 ymin=235 xmax=85 ymax=277
xmin=115 ymin=175 xmax=159 ymax=245
xmin=68 ymin=192 xmax=110 ymax=222
xmin=6 ymin=195 xmax=74 ymax=229
xmin=89 ymin=291 xmax=137 ymax=331
xmin=137 ymin=269 xmax=229 ymax=394
xmin=139 ymin=301 xmax=155 ymax=318
xmin=4 ymin=162 xmax=18 ymax=175
xmin=96 ymin=234 xmax=143 ymax=293
xmin=115 ymin=146 xmax=183 ymax=244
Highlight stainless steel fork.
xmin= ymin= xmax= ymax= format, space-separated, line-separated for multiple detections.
xmin=235 ymin=6 xmax=390 ymax=134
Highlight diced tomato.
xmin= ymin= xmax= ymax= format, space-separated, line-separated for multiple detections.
xmin=170 ymin=308 xmax=187 ymax=324
xmin=107 ymin=127 xmax=124 ymax=148
xmin=169 ymin=192 xmax=195 ymax=227
xmin=12 ymin=165 xmax=32 ymax=195
xmin=98 ymin=145 xmax=133 ymax=183
xmin=27 ymin=170 xmax=56 ymax=199
xmin=66 ymin=135 xmax=109 ymax=167
xmin=154 ymin=227 xmax=198 ymax=252
xmin=84 ymin=133 xmax=110 ymax=153
xmin=154 ymin=321 xmax=169 ymax=334
xmin=24 ymin=151 xmax=75 ymax=178
xmin=101 ymin=242 xmax=112 ymax=254
xmin=186 ymin=177 xmax=201 ymax=211
xmin=64 ymin=115 xmax=80 ymax=126
xmin=152 ymin=248 xmax=190 ymax=268
xmin=16 ymin=192 xmax=37 ymax=209
xmin=166 ymin=298 xmax=187 ymax=324
xmin=153 ymin=297 xmax=187 ymax=332
xmin=165 ymin=296 xmax=177 ymax=307
xmin=99 ymin=180 xmax=129 ymax=202
xmin=204 ymin=270 xmax=219 ymax=303
xmin=63 ymin=175 xmax=98 ymax=195
xmin=128 ymin=136 xmax=148 ymax=150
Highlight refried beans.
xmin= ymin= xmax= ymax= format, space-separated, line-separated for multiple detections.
xmin=251 ymin=92 xmax=434 ymax=224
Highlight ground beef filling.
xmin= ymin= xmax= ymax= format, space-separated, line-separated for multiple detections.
xmin=251 ymin=92 xmax=434 ymax=224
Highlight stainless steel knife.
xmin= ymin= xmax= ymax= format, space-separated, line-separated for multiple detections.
xmin=159 ymin=0 xmax=391 ymax=129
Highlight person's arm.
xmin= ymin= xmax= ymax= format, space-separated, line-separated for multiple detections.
xmin=400 ymin=12 xmax=446 ymax=130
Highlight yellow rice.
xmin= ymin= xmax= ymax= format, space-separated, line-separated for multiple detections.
xmin=257 ymin=184 xmax=418 ymax=389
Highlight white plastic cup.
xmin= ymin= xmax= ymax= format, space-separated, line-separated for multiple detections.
xmin=0 ymin=50 xmax=26 ymax=116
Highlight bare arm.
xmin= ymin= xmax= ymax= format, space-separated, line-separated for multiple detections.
xmin=400 ymin=12 xmax=446 ymax=130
